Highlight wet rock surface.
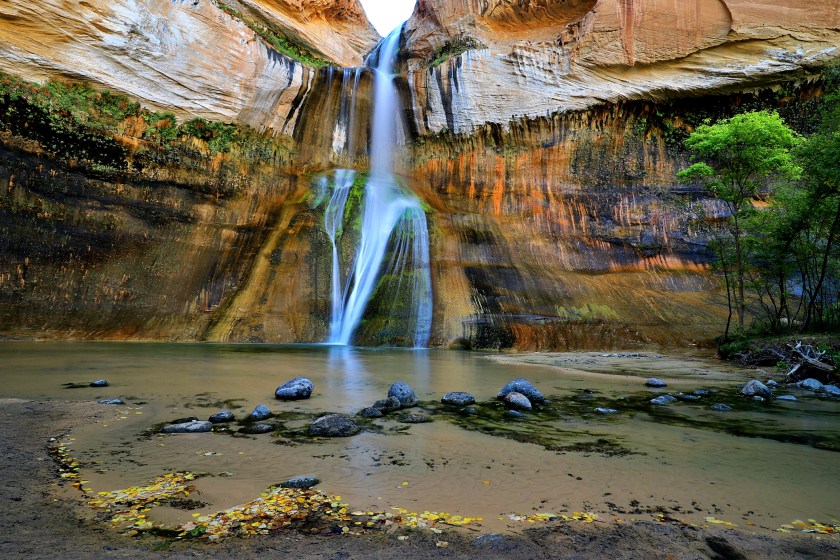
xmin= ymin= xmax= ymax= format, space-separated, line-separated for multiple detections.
xmin=274 ymin=377 xmax=314 ymax=400
xmin=740 ymin=380 xmax=772 ymax=399
xmin=278 ymin=476 xmax=320 ymax=489
xmin=497 ymin=378 xmax=544 ymax=404
xmin=89 ymin=379 xmax=108 ymax=387
xmin=442 ymin=392 xmax=476 ymax=406
xmin=209 ymin=410 xmax=235 ymax=423
xmin=247 ymin=405 xmax=271 ymax=421
xmin=503 ymin=392 xmax=532 ymax=411
xmin=238 ymin=423 xmax=274 ymax=435
xmin=387 ymin=382 xmax=419 ymax=407
xmin=162 ymin=420 xmax=213 ymax=433
xmin=309 ymin=414 xmax=360 ymax=437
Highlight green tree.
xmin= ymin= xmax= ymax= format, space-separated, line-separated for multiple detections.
xmin=677 ymin=111 xmax=800 ymax=336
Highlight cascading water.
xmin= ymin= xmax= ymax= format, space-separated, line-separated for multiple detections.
xmin=319 ymin=27 xmax=432 ymax=347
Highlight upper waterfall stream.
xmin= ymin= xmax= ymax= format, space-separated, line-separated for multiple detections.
xmin=319 ymin=28 xmax=432 ymax=347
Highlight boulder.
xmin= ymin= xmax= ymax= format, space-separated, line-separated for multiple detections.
xmin=89 ymin=379 xmax=109 ymax=387
xmin=247 ymin=404 xmax=271 ymax=421
xmin=650 ymin=395 xmax=678 ymax=406
xmin=357 ymin=407 xmax=383 ymax=418
xmin=399 ymin=413 xmax=432 ymax=424
xmin=710 ymin=403 xmax=733 ymax=412
xmin=279 ymin=476 xmax=320 ymax=489
xmin=209 ymin=410 xmax=234 ymax=423
xmin=309 ymin=414 xmax=360 ymax=437
xmin=497 ymin=378 xmax=544 ymax=404
xmin=740 ymin=380 xmax=772 ymax=398
xmin=162 ymin=420 xmax=212 ymax=433
xmin=372 ymin=396 xmax=402 ymax=413
xmin=274 ymin=377 xmax=314 ymax=400
xmin=387 ymin=382 xmax=419 ymax=407
xmin=645 ymin=378 xmax=667 ymax=388
xmin=503 ymin=392 xmax=532 ymax=411
xmin=97 ymin=398 xmax=124 ymax=405
xmin=594 ymin=408 xmax=619 ymax=415
xmin=239 ymin=423 xmax=274 ymax=434
xmin=798 ymin=378 xmax=824 ymax=392
xmin=441 ymin=392 xmax=476 ymax=406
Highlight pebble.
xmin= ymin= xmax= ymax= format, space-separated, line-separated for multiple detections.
xmin=97 ymin=398 xmax=125 ymax=405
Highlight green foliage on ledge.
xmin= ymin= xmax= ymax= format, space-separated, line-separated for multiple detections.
xmin=216 ymin=2 xmax=333 ymax=68
xmin=429 ymin=37 xmax=485 ymax=68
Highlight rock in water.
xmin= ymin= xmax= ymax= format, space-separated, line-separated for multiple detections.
xmin=595 ymin=408 xmax=619 ymax=415
xmin=441 ymin=392 xmax=475 ymax=406
xmin=275 ymin=377 xmax=314 ymax=400
xmin=497 ymin=378 xmax=544 ymax=404
xmin=247 ymin=404 xmax=271 ymax=421
xmin=399 ymin=413 xmax=432 ymax=424
xmin=503 ymin=392 xmax=532 ymax=411
xmin=239 ymin=423 xmax=274 ymax=434
xmin=387 ymin=382 xmax=418 ymax=407
xmin=822 ymin=385 xmax=840 ymax=397
xmin=97 ymin=398 xmax=124 ymax=405
xmin=505 ymin=410 xmax=526 ymax=419
xmin=645 ymin=378 xmax=667 ymax=388
xmin=650 ymin=395 xmax=678 ymax=406
xmin=357 ymin=407 xmax=383 ymax=418
xmin=89 ymin=379 xmax=108 ymax=387
xmin=309 ymin=414 xmax=360 ymax=437
xmin=775 ymin=395 xmax=797 ymax=401
xmin=209 ymin=410 xmax=234 ymax=423
xmin=740 ymin=380 xmax=772 ymax=398
xmin=279 ymin=476 xmax=320 ymax=489
xmin=675 ymin=393 xmax=701 ymax=401
xmin=798 ymin=378 xmax=824 ymax=392
xmin=162 ymin=420 xmax=212 ymax=433
xmin=710 ymin=403 xmax=733 ymax=412
xmin=372 ymin=396 xmax=402 ymax=413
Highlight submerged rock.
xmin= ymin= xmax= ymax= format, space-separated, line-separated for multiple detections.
xmin=710 ymin=403 xmax=733 ymax=412
xmin=372 ymin=396 xmax=402 ymax=413
xmin=247 ymin=404 xmax=271 ymax=421
xmin=822 ymin=385 xmax=840 ymax=397
xmin=279 ymin=476 xmax=320 ymax=489
xmin=387 ymin=382 xmax=419 ymax=407
xmin=740 ymin=380 xmax=772 ymax=398
xmin=209 ymin=410 xmax=234 ymax=423
xmin=239 ymin=423 xmax=274 ymax=434
xmin=441 ymin=392 xmax=475 ymax=406
xmin=274 ymin=377 xmax=314 ymax=400
xmin=645 ymin=378 xmax=667 ymax=388
xmin=460 ymin=406 xmax=478 ymax=416
xmin=675 ymin=393 xmax=701 ymax=402
xmin=650 ymin=395 xmax=678 ymax=406
xmin=497 ymin=378 xmax=544 ymax=404
xmin=357 ymin=407 xmax=383 ymax=418
xmin=798 ymin=378 xmax=824 ymax=392
xmin=89 ymin=379 xmax=109 ymax=387
xmin=505 ymin=410 xmax=526 ymax=419
xmin=775 ymin=395 xmax=797 ymax=401
xmin=503 ymin=391 xmax=532 ymax=411
xmin=399 ymin=413 xmax=431 ymax=424
xmin=97 ymin=398 xmax=125 ymax=405
xmin=595 ymin=407 xmax=619 ymax=415
xmin=309 ymin=414 xmax=360 ymax=437
xmin=162 ymin=420 xmax=212 ymax=433
xmin=693 ymin=389 xmax=709 ymax=396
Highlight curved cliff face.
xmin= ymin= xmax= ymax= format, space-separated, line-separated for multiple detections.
xmin=404 ymin=0 xmax=840 ymax=135
xmin=0 ymin=1 xmax=378 ymax=128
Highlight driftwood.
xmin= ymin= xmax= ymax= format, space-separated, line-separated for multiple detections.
xmin=785 ymin=342 xmax=838 ymax=384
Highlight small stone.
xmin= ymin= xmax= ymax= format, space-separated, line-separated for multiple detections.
xmin=247 ymin=404 xmax=271 ymax=421
xmin=459 ymin=406 xmax=478 ymax=416
xmin=503 ymin=392 xmax=532 ymax=411
xmin=645 ymin=378 xmax=667 ymax=388
xmin=710 ymin=403 xmax=733 ymax=412
xmin=89 ymin=379 xmax=109 ymax=387
xmin=441 ymin=392 xmax=476 ymax=406
xmin=357 ymin=407 xmax=383 ymax=418
xmin=279 ymin=476 xmax=320 ymax=489
xmin=97 ymin=398 xmax=125 ymax=405
xmin=798 ymin=378 xmax=824 ymax=392
xmin=162 ymin=420 xmax=213 ymax=434
xmin=693 ymin=389 xmax=709 ymax=396
xmin=239 ymin=423 xmax=274 ymax=434
xmin=650 ymin=395 xmax=678 ymax=406
xmin=595 ymin=407 xmax=619 ymax=415
xmin=675 ymin=393 xmax=701 ymax=401
xmin=740 ymin=380 xmax=772 ymax=398
xmin=309 ymin=414 xmax=360 ymax=437
xmin=387 ymin=382 xmax=419 ymax=407
xmin=372 ymin=396 xmax=402 ymax=413
xmin=274 ymin=377 xmax=314 ymax=400
xmin=497 ymin=378 xmax=544 ymax=404
xmin=209 ymin=410 xmax=234 ymax=423
xmin=505 ymin=410 xmax=526 ymax=419
xmin=399 ymin=413 xmax=431 ymax=424
xmin=775 ymin=395 xmax=797 ymax=401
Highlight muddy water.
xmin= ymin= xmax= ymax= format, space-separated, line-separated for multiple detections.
xmin=1 ymin=342 xmax=838 ymax=533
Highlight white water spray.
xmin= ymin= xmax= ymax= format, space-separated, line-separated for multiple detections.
xmin=321 ymin=27 xmax=432 ymax=347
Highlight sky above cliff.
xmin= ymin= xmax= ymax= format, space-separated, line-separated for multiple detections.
xmin=359 ymin=0 xmax=415 ymax=36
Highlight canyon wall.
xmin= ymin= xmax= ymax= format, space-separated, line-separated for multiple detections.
xmin=1 ymin=1 xmax=839 ymax=348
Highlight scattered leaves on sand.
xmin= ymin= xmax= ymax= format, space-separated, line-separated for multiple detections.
xmin=778 ymin=519 xmax=839 ymax=534
xmin=507 ymin=512 xmax=598 ymax=523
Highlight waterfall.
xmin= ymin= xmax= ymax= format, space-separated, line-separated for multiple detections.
xmin=320 ymin=27 xmax=432 ymax=347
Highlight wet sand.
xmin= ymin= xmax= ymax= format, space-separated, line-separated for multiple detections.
xmin=2 ymin=397 xmax=838 ymax=560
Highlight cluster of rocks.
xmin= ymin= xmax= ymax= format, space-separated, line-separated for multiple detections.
xmin=496 ymin=378 xmax=545 ymax=418
xmin=644 ymin=378 xmax=729 ymax=412
xmin=739 ymin=377 xmax=840 ymax=402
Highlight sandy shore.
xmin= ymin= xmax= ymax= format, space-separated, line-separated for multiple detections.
xmin=1 ymin=398 xmax=838 ymax=559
